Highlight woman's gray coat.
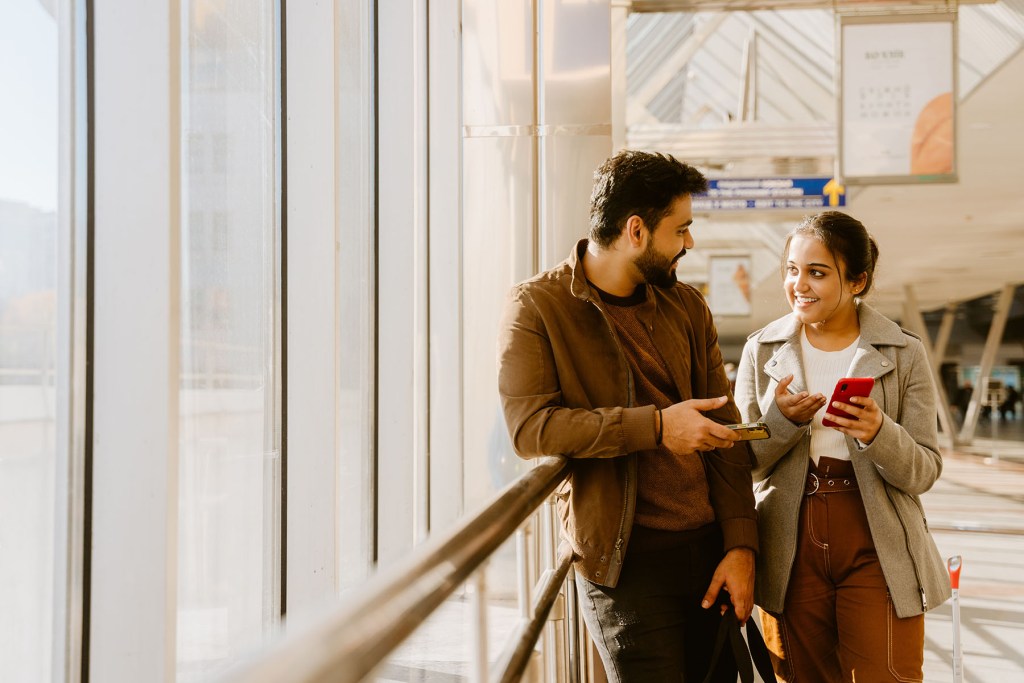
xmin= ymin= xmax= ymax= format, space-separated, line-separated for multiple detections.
xmin=735 ymin=303 xmax=951 ymax=618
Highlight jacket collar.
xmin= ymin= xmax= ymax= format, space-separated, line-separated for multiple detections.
xmin=569 ymin=239 xmax=595 ymax=301
xmin=755 ymin=303 xmax=910 ymax=391
xmin=754 ymin=303 xmax=908 ymax=347
xmin=568 ymin=239 xmax=662 ymax=322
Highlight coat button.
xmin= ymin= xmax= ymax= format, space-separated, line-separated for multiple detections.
xmin=600 ymin=555 xmax=607 ymax=563
xmin=596 ymin=570 xmax=602 ymax=577
xmin=881 ymin=361 xmax=889 ymax=367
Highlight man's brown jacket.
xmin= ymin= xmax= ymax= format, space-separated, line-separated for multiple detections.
xmin=498 ymin=240 xmax=758 ymax=587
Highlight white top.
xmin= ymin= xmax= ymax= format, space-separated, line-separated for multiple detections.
xmin=800 ymin=327 xmax=860 ymax=465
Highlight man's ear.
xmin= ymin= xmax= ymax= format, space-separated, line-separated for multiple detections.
xmin=625 ymin=215 xmax=646 ymax=248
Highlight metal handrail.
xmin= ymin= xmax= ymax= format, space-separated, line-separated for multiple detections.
xmin=221 ymin=455 xmax=571 ymax=683
xmin=493 ymin=543 xmax=576 ymax=683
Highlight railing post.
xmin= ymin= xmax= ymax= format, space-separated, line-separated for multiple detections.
xmin=517 ymin=523 xmax=531 ymax=621
xmin=541 ymin=497 xmax=557 ymax=682
xmin=565 ymin=566 xmax=581 ymax=683
xmin=469 ymin=566 xmax=489 ymax=683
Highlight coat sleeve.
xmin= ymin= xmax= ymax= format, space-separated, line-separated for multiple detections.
xmin=855 ymin=338 xmax=943 ymax=495
xmin=734 ymin=336 xmax=809 ymax=482
xmin=497 ymin=285 xmax=658 ymax=460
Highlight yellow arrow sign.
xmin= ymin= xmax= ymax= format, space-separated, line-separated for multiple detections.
xmin=823 ymin=178 xmax=846 ymax=207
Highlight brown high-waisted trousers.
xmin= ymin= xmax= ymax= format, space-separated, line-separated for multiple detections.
xmin=760 ymin=457 xmax=925 ymax=682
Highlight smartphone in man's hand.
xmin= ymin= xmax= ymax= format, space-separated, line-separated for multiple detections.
xmin=726 ymin=422 xmax=771 ymax=441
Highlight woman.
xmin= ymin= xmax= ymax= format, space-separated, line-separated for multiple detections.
xmin=735 ymin=211 xmax=950 ymax=681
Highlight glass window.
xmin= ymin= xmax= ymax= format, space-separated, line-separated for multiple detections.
xmin=178 ymin=0 xmax=280 ymax=679
xmin=0 ymin=1 xmax=59 ymax=680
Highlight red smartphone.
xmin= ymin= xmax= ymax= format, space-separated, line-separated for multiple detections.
xmin=821 ymin=377 xmax=875 ymax=428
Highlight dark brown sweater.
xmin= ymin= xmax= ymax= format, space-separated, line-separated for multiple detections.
xmin=598 ymin=286 xmax=715 ymax=533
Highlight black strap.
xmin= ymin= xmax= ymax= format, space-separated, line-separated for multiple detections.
xmin=745 ymin=615 xmax=776 ymax=682
xmin=701 ymin=609 xmax=775 ymax=683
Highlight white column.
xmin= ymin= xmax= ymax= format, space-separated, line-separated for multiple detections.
xmin=376 ymin=0 xmax=428 ymax=564
xmin=90 ymin=0 xmax=180 ymax=679
xmin=428 ymin=0 xmax=465 ymax=538
xmin=53 ymin=0 xmax=88 ymax=679
xmin=284 ymin=0 xmax=339 ymax=614
xmin=411 ymin=0 xmax=431 ymax=547
xmin=336 ymin=0 xmax=378 ymax=592
xmin=537 ymin=0 xmax=613 ymax=271
xmin=610 ymin=1 xmax=629 ymax=151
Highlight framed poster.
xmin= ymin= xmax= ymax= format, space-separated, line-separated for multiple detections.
xmin=708 ymin=256 xmax=752 ymax=316
xmin=838 ymin=13 xmax=957 ymax=184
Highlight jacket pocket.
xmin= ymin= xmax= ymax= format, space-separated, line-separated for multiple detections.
xmin=554 ymin=475 xmax=571 ymax=500
xmin=890 ymin=487 xmax=929 ymax=533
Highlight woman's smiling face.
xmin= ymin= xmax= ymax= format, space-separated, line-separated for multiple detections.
xmin=784 ymin=234 xmax=862 ymax=326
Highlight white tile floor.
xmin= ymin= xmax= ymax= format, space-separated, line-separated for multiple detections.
xmin=920 ymin=447 xmax=1024 ymax=683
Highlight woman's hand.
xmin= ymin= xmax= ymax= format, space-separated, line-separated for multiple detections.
xmin=775 ymin=374 xmax=827 ymax=425
xmin=824 ymin=395 xmax=884 ymax=444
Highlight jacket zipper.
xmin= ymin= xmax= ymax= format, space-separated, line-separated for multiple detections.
xmin=876 ymin=351 xmax=925 ymax=609
xmin=589 ymin=297 xmax=634 ymax=573
xmin=885 ymin=486 xmax=928 ymax=612
xmin=614 ymin=523 xmax=625 ymax=565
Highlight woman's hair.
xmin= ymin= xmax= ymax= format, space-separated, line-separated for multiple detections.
xmin=589 ymin=150 xmax=708 ymax=248
xmin=783 ymin=211 xmax=880 ymax=297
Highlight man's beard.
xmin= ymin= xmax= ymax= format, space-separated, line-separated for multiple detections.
xmin=634 ymin=241 xmax=684 ymax=288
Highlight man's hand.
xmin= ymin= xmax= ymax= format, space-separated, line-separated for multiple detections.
xmin=701 ymin=547 xmax=755 ymax=623
xmin=661 ymin=397 xmax=740 ymax=455
xmin=775 ymin=374 xmax=826 ymax=425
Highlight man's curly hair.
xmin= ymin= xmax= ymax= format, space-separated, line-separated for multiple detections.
xmin=589 ymin=150 xmax=708 ymax=248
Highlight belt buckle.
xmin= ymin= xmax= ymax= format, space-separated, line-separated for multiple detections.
xmin=806 ymin=472 xmax=820 ymax=496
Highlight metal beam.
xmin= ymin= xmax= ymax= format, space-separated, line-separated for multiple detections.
xmin=903 ymin=286 xmax=960 ymax=446
xmin=626 ymin=12 xmax=728 ymax=123
xmin=932 ymin=303 xmax=957 ymax=375
xmin=738 ymin=26 xmax=757 ymax=122
xmin=959 ymin=285 xmax=1017 ymax=444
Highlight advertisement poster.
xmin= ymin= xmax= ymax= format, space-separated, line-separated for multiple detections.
xmin=840 ymin=17 xmax=956 ymax=182
xmin=708 ymin=256 xmax=752 ymax=316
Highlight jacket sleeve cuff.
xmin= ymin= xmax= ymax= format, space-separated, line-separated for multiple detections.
xmin=720 ymin=517 xmax=759 ymax=555
xmin=622 ymin=405 xmax=658 ymax=453
xmin=761 ymin=400 xmax=807 ymax=446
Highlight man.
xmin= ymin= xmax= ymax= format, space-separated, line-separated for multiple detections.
xmin=955 ymin=380 xmax=973 ymax=422
xmin=1000 ymin=384 xmax=1019 ymax=421
xmin=497 ymin=150 xmax=758 ymax=682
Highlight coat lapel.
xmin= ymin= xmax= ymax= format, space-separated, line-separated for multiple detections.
xmin=847 ymin=344 xmax=897 ymax=382
xmin=755 ymin=313 xmax=807 ymax=393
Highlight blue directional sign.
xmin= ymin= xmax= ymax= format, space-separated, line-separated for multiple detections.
xmin=692 ymin=177 xmax=846 ymax=211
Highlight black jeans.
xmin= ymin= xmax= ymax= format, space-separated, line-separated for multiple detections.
xmin=576 ymin=525 xmax=736 ymax=683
